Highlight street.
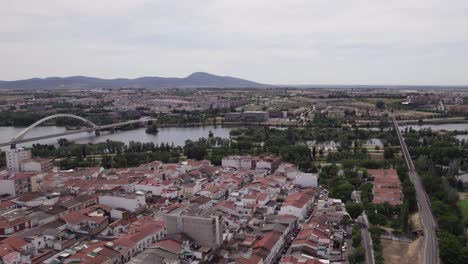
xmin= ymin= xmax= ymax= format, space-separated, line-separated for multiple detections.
xmin=352 ymin=191 xmax=375 ymax=264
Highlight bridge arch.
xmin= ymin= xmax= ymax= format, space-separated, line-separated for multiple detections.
xmin=12 ymin=114 xmax=98 ymax=141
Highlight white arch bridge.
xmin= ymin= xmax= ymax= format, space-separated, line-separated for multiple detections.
xmin=0 ymin=114 xmax=156 ymax=148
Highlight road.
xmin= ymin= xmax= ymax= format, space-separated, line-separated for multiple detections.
xmin=352 ymin=191 xmax=375 ymax=264
xmin=359 ymin=215 xmax=375 ymax=264
xmin=392 ymin=116 xmax=439 ymax=264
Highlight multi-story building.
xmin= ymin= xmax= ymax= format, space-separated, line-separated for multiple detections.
xmin=252 ymin=231 xmax=284 ymax=264
xmin=62 ymin=206 xmax=110 ymax=235
xmin=225 ymin=111 xmax=269 ymax=122
xmin=315 ymin=199 xmax=348 ymax=223
xmin=59 ymin=194 xmax=97 ymax=213
xmin=256 ymin=155 xmax=282 ymax=172
xmin=6 ymin=148 xmax=31 ymax=171
xmin=0 ymin=172 xmax=38 ymax=196
xmin=99 ymin=191 xmax=146 ymax=210
xmin=279 ymin=190 xmax=315 ymax=221
xmin=222 ymin=155 xmax=256 ymax=169
xmin=165 ymin=207 xmax=223 ymax=248
xmin=20 ymin=158 xmax=53 ymax=172
xmin=135 ymin=179 xmax=174 ymax=196
xmin=0 ymin=209 xmax=32 ymax=236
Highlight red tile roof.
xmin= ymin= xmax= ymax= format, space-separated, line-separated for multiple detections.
xmin=153 ymin=238 xmax=183 ymax=254
xmin=369 ymin=169 xmax=403 ymax=205
xmin=283 ymin=191 xmax=313 ymax=208
xmin=1 ymin=237 xmax=29 ymax=251
xmin=253 ymin=231 xmax=281 ymax=251
xmin=367 ymin=169 xmax=398 ymax=179
xmin=216 ymin=200 xmax=237 ymax=211
xmin=0 ymin=244 xmax=17 ymax=258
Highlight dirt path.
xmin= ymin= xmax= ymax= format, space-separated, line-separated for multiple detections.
xmin=381 ymin=237 xmax=423 ymax=264
xmin=410 ymin=212 xmax=422 ymax=231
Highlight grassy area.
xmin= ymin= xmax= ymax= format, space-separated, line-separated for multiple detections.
xmin=457 ymin=199 xmax=468 ymax=223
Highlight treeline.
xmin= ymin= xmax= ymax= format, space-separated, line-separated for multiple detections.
xmin=0 ymin=108 xmax=227 ymax=128
xmin=32 ymin=123 xmax=379 ymax=173
xmin=370 ymin=227 xmax=384 ymax=264
xmin=349 ymin=225 xmax=365 ymax=264
xmin=406 ymin=129 xmax=468 ymax=264
xmin=0 ymin=112 xmax=46 ymax=126
xmin=33 ymin=139 xmax=182 ymax=170
xmin=184 ymin=134 xmax=315 ymax=171
xmin=0 ymin=152 xmax=5 ymax=169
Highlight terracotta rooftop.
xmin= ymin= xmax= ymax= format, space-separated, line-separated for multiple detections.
xmin=252 ymin=231 xmax=282 ymax=251
xmin=153 ymin=238 xmax=183 ymax=254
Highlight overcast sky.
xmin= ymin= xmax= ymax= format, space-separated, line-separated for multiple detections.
xmin=2 ymin=0 xmax=468 ymax=85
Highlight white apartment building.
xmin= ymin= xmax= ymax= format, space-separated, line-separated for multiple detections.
xmin=20 ymin=158 xmax=53 ymax=172
xmin=99 ymin=192 xmax=146 ymax=213
xmin=221 ymin=156 xmax=255 ymax=169
xmin=6 ymin=148 xmax=31 ymax=171
xmin=294 ymin=173 xmax=318 ymax=187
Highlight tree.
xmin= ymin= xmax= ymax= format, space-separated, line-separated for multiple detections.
xmin=184 ymin=141 xmax=208 ymax=160
xmin=375 ymin=100 xmax=385 ymax=109
xmin=439 ymin=232 xmax=465 ymax=264
xmin=384 ymin=147 xmax=395 ymax=159
xmin=346 ymin=202 xmax=364 ymax=219
xmin=0 ymin=152 xmax=5 ymax=169
xmin=145 ymin=124 xmax=159 ymax=134
xmin=101 ymin=155 xmax=112 ymax=169
xmin=58 ymin=138 xmax=70 ymax=147
xmin=352 ymin=225 xmax=362 ymax=247
xmin=349 ymin=246 xmax=365 ymax=263
xmin=331 ymin=182 xmax=355 ymax=202
xmin=399 ymin=200 xmax=410 ymax=232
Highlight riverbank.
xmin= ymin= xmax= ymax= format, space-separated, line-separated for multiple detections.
xmin=0 ymin=125 xmax=235 ymax=150
xmin=355 ymin=116 xmax=468 ymax=126
xmin=396 ymin=117 xmax=468 ymax=125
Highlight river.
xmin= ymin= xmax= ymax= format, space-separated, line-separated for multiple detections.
xmin=399 ymin=123 xmax=468 ymax=132
xmin=1 ymin=122 xmax=468 ymax=151
xmin=398 ymin=123 xmax=468 ymax=141
xmin=0 ymin=125 xmax=234 ymax=150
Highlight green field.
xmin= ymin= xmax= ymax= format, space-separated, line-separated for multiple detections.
xmin=457 ymin=199 xmax=468 ymax=223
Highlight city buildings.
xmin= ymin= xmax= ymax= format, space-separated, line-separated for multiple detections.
xmin=0 ymin=154 xmax=355 ymax=264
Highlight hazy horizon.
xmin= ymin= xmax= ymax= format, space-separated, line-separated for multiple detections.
xmin=2 ymin=72 xmax=468 ymax=87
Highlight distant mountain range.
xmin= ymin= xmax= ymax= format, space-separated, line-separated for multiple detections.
xmin=0 ymin=72 xmax=269 ymax=89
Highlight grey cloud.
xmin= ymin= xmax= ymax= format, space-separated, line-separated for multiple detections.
xmin=1 ymin=0 xmax=467 ymax=85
